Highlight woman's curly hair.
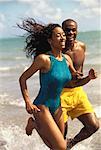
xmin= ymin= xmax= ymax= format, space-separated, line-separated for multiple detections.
xmin=18 ymin=18 xmax=61 ymax=58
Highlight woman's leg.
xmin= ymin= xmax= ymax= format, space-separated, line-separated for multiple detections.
xmin=33 ymin=105 xmax=67 ymax=150
xmin=26 ymin=107 xmax=65 ymax=136
xmin=25 ymin=117 xmax=37 ymax=135
xmin=26 ymin=116 xmax=52 ymax=148
xmin=53 ymin=106 xmax=65 ymax=135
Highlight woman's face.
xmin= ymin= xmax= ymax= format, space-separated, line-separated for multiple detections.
xmin=50 ymin=27 xmax=66 ymax=51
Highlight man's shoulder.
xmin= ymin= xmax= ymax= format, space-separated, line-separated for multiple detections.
xmin=75 ymin=40 xmax=86 ymax=51
xmin=76 ymin=40 xmax=85 ymax=46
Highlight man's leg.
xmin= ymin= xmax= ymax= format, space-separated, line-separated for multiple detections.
xmin=53 ymin=106 xmax=65 ymax=135
xmin=70 ymin=113 xmax=99 ymax=147
xmin=64 ymin=122 xmax=68 ymax=139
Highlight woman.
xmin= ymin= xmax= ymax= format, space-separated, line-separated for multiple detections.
xmin=19 ymin=18 xmax=77 ymax=150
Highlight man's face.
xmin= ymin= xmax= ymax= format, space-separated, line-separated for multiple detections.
xmin=62 ymin=21 xmax=77 ymax=44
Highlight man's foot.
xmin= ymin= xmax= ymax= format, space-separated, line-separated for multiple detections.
xmin=25 ymin=117 xmax=36 ymax=136
xmin=67 ymin=138 xmax=75 ymax=150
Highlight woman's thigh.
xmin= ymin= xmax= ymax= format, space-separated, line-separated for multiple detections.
xmin=53 ymin=106 xmax=65 ymax=135
xmin=33 ymin=105 xmax=66 ymax=150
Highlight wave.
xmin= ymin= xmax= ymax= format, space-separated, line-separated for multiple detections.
xmin=0 ymin=67 xmax=11 ymax=71
xmin=0 ymin=126 xmax=100 ymax=150
xmin=0 ymin=93 xmax=25 ymax=108
xmin=0 ymin=66 xmax=20 ymax=72
xmin=0 ymin=65 xmax=27 ymax=72
xmin=0 ymin=119 xmax=100 ymax=150
xmin=0 ymin=56 xmax=26 ymax=61
xmin=0 ymin=123 xmax=49 ymax=150
xmin=0 ymin=93 xmax=101 ymax=119
xmin=0 ymin=93 xmax=37 ymax=108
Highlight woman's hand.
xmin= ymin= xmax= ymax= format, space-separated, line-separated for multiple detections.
xmin=26 ymin=101 xmax=40 ymax=114
xmin=88 ymin=68 xmax=97 ymax=79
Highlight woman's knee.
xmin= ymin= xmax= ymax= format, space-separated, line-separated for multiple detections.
xmin=58 ymin=144 xmax=66 ymax=150
xmin=33 ymin=105 xmax=49 ymax=120
xmin=52 ymin=142 xmax=66 ymax=150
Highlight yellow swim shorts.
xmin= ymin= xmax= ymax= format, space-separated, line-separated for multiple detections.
xmin=60 ymin=87 xmax=94 ymax=123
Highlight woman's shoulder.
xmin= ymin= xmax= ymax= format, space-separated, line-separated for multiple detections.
xmin=63 ymin=54 xmax=73 ymax=66
xmin=35 ymin=54 xmax=50 ymax=64
xmin=37 ymin=53 xmax=50 ymax=59
xmin=63 ymin=54 xmax=72 ymax=61
xmin=34 ymin=54 xmax=51 ymax=71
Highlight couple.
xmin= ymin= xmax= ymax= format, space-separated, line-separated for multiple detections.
xmin=19 ymin=18 xmax=99 ymax=150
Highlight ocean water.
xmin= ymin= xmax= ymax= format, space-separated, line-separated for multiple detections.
xmin=0 ymin=31 xmax=101 ymax=150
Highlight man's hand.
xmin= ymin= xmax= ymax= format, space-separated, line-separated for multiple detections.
xmin=88 ymin=68 xmax=97 ymax=79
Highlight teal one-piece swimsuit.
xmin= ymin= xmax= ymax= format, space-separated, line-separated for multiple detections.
xmin=33 ymin=54 xmax=72 ymax=114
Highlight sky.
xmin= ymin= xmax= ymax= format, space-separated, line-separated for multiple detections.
xmin=0 ymin=0 xmax=101 ymax=38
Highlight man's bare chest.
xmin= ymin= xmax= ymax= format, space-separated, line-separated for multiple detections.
xmin=66 ymin=49 xmax=85 ymax=70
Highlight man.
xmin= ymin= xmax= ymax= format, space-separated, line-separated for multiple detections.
xmin=61 ymin=19 xmax=99 ymax=148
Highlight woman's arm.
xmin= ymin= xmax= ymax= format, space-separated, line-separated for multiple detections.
xmin=65 ymin=68 xmax=97 ymax=88
xmin=64 ymin=54 xmax=80 ymax=78
xmin=19 ymin=54 xmax=47 ymax=114
xmin=63 ymin=54 xmax=97 ymax=88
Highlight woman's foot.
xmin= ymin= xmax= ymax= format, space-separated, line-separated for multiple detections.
xmin=25 ymin=117 xmax=36 ymax=136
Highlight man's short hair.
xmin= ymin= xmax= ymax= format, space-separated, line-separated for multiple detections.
xmin=62 ymin=19 xmax=77 ymax=28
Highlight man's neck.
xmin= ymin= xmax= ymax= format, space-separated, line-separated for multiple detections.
xmin=66 ymin=42 xmax=74 ymax=51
